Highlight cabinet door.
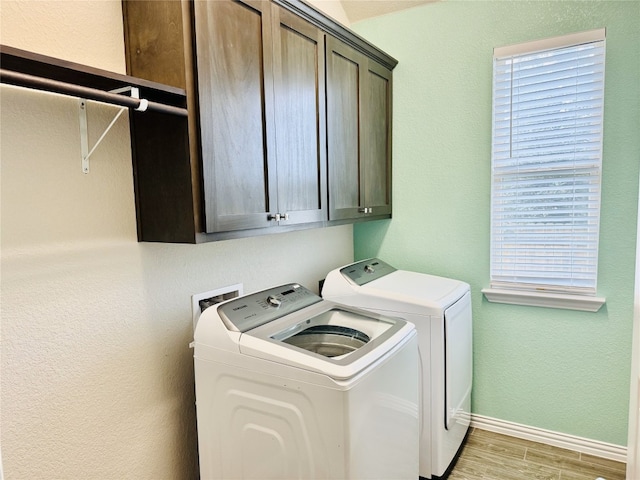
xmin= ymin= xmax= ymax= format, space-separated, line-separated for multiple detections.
xmin=362 ymin=61 xmax=392 ymax=216
xmin=326 ymin=36 xmax=392 ymax=221
xmin=194 ymin=0 xmax=277 ymax=233
xmin=271 ymin=6 xmax=327 ymax=225
xmin=326 ymin=36 xmax=364 ymax=221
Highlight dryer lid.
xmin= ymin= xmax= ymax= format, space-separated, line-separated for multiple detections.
xmin=324 ymin=260 xmax=470 ymax=315
xmin=366 ymin=270 xmax=468 ymax=308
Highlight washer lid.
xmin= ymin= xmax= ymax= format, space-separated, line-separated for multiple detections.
xmin=239 ymin=301 xmax=415 ymax=380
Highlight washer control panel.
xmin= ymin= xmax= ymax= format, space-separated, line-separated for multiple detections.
xmin=217 ymin=283 xmax=321 ymax=332
xmin=340 ymin=258 xmax=397 ymax=286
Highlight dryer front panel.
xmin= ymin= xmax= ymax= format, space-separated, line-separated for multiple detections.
xmin=443 ymin=290 xmax=473 ymax=429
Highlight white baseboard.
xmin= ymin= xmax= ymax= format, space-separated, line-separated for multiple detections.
xmin=471 ymin=414 xmax=627 ymax=463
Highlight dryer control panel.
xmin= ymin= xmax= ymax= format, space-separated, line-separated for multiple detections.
xmin=340 ymin=258 xmax=397 ymax=286
xmin=217 ymin=283 xmax=322 ymax=332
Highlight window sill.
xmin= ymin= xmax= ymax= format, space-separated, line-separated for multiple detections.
xmin=481 ymin=288 xmax=606 ymax=312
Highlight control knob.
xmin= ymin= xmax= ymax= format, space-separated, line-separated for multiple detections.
xmin=266 ymin=295 xmax=282 ymax=308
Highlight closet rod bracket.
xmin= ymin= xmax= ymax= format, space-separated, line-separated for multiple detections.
xmin=79 ymin=86 xmax=144 ymax=174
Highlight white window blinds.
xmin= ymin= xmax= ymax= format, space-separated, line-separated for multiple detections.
xmin=490 ymin=29 xmax=606 ymax=296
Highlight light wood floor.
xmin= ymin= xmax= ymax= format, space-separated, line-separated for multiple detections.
xmin=448 ymin=428 xmax=626 ymax=480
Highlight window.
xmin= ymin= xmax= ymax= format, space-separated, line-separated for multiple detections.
xmin=483 ymin=29 xmax=606 ymax=312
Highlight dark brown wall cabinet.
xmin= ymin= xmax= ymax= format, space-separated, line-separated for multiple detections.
xmin=326 ymin=36 xmax=392 ymax=221
xmin=195 ymin=1 xmax=326 ymax=233
xmin=123 ymin=0 xmax=396 ymax=243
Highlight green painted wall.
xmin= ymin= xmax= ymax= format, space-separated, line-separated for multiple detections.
xmin=353 ymin=0 xmax=640 ymax=446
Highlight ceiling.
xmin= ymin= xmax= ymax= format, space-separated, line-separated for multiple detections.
xmin=340 ymin=0 xmax=437 ymax=23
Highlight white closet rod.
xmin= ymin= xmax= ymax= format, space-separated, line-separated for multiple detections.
xmin=0 ymin=68 xmax=188 ymax=117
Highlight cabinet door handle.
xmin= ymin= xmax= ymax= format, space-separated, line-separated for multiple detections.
xmin=267 ymin=213 xmax=289 ymax=221
xmin=358 ymin=207 xmax=372 ymax=214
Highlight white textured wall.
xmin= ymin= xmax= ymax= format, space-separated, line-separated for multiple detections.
xmin=0 ymin=1 xmax=353 ymax=478
xmin=307 ymin=0 xmax=351 ymax=26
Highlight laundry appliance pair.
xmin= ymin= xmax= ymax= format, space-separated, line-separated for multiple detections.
xmin=192 ymin=259 xmax=472 ymax=480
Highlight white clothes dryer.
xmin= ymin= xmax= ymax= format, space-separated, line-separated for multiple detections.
xmin=193 ymin=283 xmax=419 ymax=480
xmin=322 ymin=259 xmax=473 ymax=480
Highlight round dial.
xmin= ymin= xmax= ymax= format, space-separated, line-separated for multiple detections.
xmin=266 ymin=295 xmax=282 ymax=308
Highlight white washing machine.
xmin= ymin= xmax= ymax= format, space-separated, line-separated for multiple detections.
xmin=322 ymin=259 xmax=473 ymax=480
xmin=193 ymin=283 xmax=419 ymax=480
